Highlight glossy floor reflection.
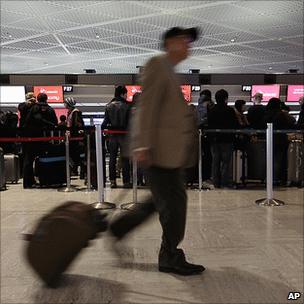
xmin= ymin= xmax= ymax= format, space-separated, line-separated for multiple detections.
xmin=1 ymin=180 xmax=303 ymax=303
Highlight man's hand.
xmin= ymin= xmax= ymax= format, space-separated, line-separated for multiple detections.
xmin=134 ymin=149 xmax=152 ymax=168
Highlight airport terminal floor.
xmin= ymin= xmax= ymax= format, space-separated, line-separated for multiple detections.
xmin=1 ymin=178 xmax=303 ymax=304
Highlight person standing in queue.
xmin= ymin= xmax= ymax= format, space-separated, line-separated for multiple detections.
xmin=64 ymin=97 xmax=84 ymax=176
xmin=101 ymin=86 xmax=132 ymax=188
xmin=22 ymin=93 xmax=57 ymax=188
xmin=109 ymin=27 xmax=205 ymax=276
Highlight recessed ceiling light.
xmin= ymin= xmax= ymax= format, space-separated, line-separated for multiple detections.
xmin=8 ymin=34 xmax=12 ymax=38
xmin=208 ymin=65 xmax=212 ymax=68
xmin=268 ymin=67 xmax=273 ymax=70
xmin=95 ymin=33 xmax=100 ymax=38
xmin=230 ymin=38 xmax=236 ymax=42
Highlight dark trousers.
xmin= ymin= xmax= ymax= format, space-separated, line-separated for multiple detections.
xmin=211 ymin=142 xmax=233 ymax=187
xmin=23 ymin=142 xmax=42 ymax=188
xmin=110 ymin=166 xmax=187 ymax=267
xmin=108 ymin=136 xmax=130 ymax=184
xmin=201 ymin=135 xmax=212 ymax=181
xmin=274 ymin=143 xmax=288 ymax=184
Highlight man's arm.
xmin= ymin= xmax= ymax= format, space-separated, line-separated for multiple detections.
xmin=134 ymin=57 xmax=164 ymax=150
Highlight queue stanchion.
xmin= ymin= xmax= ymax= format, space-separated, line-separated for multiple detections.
xmin=120 ymin=155 xmax=139 ymax=210
xmin=198 ymin=129 xmax=203 ymax=191
xmin=91 ymin=125 xmax=116 ymax=210
xmin=78 ymin=132 xmax=95 ymax=193
xmin=58 ymin=131 xmax=77 ymax=192
xmin=256 ymin=123 xmax=285 ymax=206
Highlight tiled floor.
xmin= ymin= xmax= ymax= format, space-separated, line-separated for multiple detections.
xmin=1 ymin=180 xmax=303 ymax=304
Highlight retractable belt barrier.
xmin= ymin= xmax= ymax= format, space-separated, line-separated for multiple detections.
xmin=1 ymin=127 xmax=302 ymax=208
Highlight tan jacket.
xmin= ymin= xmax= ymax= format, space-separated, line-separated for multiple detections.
xmin=131 ymin=54 xmax=198 ymax=168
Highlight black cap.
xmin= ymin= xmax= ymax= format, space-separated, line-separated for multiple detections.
xmin=162 ymin=27 xmax=199 ymax=44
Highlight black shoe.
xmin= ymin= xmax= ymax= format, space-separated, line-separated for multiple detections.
xmin=159 ymin=263 xmax=205 ymax=276
xmin=123 ymin=183 xmax=133 ymax=189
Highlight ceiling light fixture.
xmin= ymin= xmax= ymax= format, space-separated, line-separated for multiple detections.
xmin=268 ymin=67 xmax=273 ymax=70
xmin=95 ymin=33 xmax=100 ymax=38
xmin=208 ymin=65 xmax=212 ymax=68
xmin=8 ymin=34 xmax=12 ymax=38
xmin=230 ymin=38 xmax=236 ymax=42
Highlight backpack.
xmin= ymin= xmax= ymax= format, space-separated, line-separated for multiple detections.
xmin=106 ymin=100 xmax=129 ymax=130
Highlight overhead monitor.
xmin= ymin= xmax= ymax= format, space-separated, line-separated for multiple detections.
xmin=33 ymin=86 xmax=63 ymax=103
xmin=287 ymin=85 xmax=304 ymax=102
xmin=0 ymin=86 xmax=25 ymax=104
xmin=251 ymin=85 xmax=280 ymax=102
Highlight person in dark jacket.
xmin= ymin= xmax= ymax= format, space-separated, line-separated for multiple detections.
xmin=264 ymin=97 xmax=296 ymax=185
xmin=247 ymin=92 xmax=266 ymax=129
xmin=18 ymin=92 xmax=36 ymax=128
xmin=101 ymin=86 xmax=131 ymax=188
xmin=234 ymin=100 xmax=249 ymax=128
xmin=196 ymin=89 xmax=213 ymax=129
xmin=22 ymin=93 xmax=57 ymax=189
xmin=196 ymin=89 xmax=214 ymax=188
xmin=208 ymin=89 xmax=238 ymax=188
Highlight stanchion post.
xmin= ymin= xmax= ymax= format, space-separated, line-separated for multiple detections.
xmin=79 ymin=132 xmax=95 ymax=193
xmin=120 ymin=155 xmax=139 ymax=210
xmin=91 ymin=125 xmax=115 ymax=209
xmin=255 ymin=123 xmax=285 ymax=206
xmin=58 ymin=131 xmax=77 ymax=192
xmin=133 ymin=155 xmax=138 ymax=203
xmin=86 ymin=133 xmax=92 ymax=192
xmin=198 ymin=129 xmax=202 ymax=191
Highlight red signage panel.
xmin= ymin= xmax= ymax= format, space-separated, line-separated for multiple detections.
xmin=126 ymin=85 xmax=142 ymax=102
xmin=126 ymin=85 xmax=191 ymax=103
xmin=34 ymin=86 xmax=63 ymax=103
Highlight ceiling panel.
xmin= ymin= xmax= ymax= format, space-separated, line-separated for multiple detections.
xmin=234 ymin=1 xmax=304 ymax=15
xmin=0 ymin=0 xmax=303 ymax=74
xmin=83 ymin=1 xmax=161 ymax=19
xmin=143 ymin=1 xmax=211 ymax=10
xmin=48 ymin=1 xmax=102 ymax=9
xmin=102 ymin=35 xmax=158 ymax=46
xmin=1 ymin=1 xmax=35 ymax=16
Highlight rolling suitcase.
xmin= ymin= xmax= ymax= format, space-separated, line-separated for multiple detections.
xmin=35 ymin=156 xmax=66 ymax=187
xmin=4 ymin=154 xmax=20 ymax=183
xmin=287 ymin=140 xmax=304 ymax=187
xmin=0 ymin=148 xmax=6 ymax=190
xmin=232 ymin=150 xmax=247 ymax=185
xmin=25 ymin=201 xmax=108 ymax=287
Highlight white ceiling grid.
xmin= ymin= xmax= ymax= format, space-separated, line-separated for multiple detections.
xmin=0 ymin=0 xmax=303 ymax=74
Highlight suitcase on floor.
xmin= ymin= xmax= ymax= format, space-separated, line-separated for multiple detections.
xmin=232 ymin=150 xmax=247 ymax=185
xmin=25 ymin=201 xmax=108 ymax=287
xmin=4 ymin=154 xmax=20 ymax=183
xmin=35 ymin=156 xmax=66 ymax=187
xmin=0 ymin=148 xmax=6 ymax=190
xmin=287 ymin=140 xmax=304 ymax=187
xmin=246 ymin=140 xmax=266 ymax=182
